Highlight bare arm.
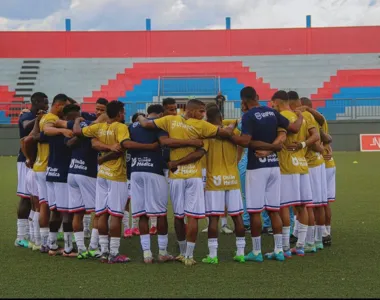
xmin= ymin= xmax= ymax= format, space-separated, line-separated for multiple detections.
xmin=287 ymin=127 xmax=320 ymax=152
xmin=43 ymin=123 xmax=73 ymax=138
xmin=320 ymin=130 xmax=332 ymax=144
xmin=306 ymin=107 xmax=325 ymax=127
xmin=91 ymin=138 xmax=121 ymax=152
xmin=73 ymin=118 xmax=83 ymax=137
xmin=286 ymin=112 xmax=303 ymax=134
xmin=137 ymin=115 xmax=156 ymax=129
xmin=65 ymin=137 xmax=81 ymax=148
xmin=98 ymin=152 xmax=123 ymax=165
xmin=158 ymin=136 xmax=203 ymax=149
xmin=121 ymin=140 xmax=160 ymax=151
xmin=22 ymin=118 xmax=37 ymax=132
xmin=167 ymin=149 xmax=206 ymax=173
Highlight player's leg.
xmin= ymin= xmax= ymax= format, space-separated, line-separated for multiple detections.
xmin=244 ymin=169 xmax=267 ymax=262
xmin=150 ymin=217 xmax=158 ymax=235
xmin=83 ymin=213 xmax=91 ymax=238
xmin=238 ymin=159 xmax=250 ymax=230
xmin=226 ymin=189 xmax=246 ymax=263
xmin=291 ymin=205 xmax=308 ymax=256
xmin=220 ymin=208 xmax=233 ymax=234
xmin=203 ymin=190 xmax=223 ymax=264
xmin=95 ymin=177 xmax=110 ymax=261
xmin=324 ymin=166 xmax=335 ymax=245
xmin=45 ymin=181 xmax=62 ymax=255
xmin=25 ymin=167 xmax=36 ymax=248
xmin=264 ymin=168 xmax=284 ymax=261
xmin=169 ymin=179 xmax=186 ymax=261
xmin=123 ymin=199 xmax=132 ymax=238
xmin=261 ymin=210 xmax=273 ymax=235
xmin=183 ymin=178 xmax=205 ymax=266
xmin=28 ymin=170 xmax=41 ymax=250
xmin=36 ymin=172 xmax=50 ymax=253
xmin=312 ymin=164 xmax=326 ymax=250
xmin=107 ymin=180 xmax=130 ymax=264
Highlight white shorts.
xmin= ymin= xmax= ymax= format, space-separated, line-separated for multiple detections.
xmin=246 ymin=167 xmax=281 ymax=213
xmin=130 ymin=172 xmax=168 ymax=218
xmin=35 ymin=171 xmax=47 ymax=204
xmin=68 ymin=174 xmax=96 ymax=213
xmin=280 ymin=174 xmax=313 ymax=207
xmin=202 ymin=168 xmax=206 ymax=189
xmin=17 ymin=162 xmax=30 ymax=198
xmin=95 ymin=177 xmax=128 ymax=218
xmin=46 ymin=181 xmax=69 ymax=212
xmin=170 ymin=178 xmax=205 ymax=219
xmin=326 ymin=167 xmax=336 ymax=202
xmin=26 ymin=169 xmax=38 ymax=197
xmin=300 ymin=173 xmax=313 ymax=204
xmin=163 ymin=169 xmax=169 ymax=180
xmin=307 ymin=164 xmax=328 ymax=207
xmin=205 ymin=189 xmax=243 ymax=216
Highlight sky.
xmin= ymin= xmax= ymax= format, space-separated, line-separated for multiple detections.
xmin=0 ymin=0 xmax=380 ymax=31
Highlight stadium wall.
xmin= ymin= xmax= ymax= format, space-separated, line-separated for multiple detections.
xmin=1 ymin=121 xmax=380 ymax=155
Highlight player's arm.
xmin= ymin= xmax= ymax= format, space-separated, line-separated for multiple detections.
xmin=65 ymin=137 xmax=81 ymax=148
xmin=284 ymin=111 xmax=303 ymax=134
xmin=98 ymin=152 xmax=124 ymax=165
xmin=158 ymin=135 xmax=204 ymax=149
xmin=137 ymin=115 xmax=156 ymax=129
xmin=43 ymin=122 xmax=73 ymax=138
xmin=320 ymin=130 xmax=332 ymax=144
xmin=301 ymin=106 xmax=325 ymax=127
xmin=121 ymin=139 xmax=160 ymax=151
xmin=91 ymin=138 xmax=122 ymax=153
xmin=323 ymin=144 xmax=333 ymax=161
xmin=167 ymin=148 xmax=206 ymax=173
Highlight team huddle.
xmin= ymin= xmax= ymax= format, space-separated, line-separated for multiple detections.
xmin=15 ymin=86 xmax=336 ymax=265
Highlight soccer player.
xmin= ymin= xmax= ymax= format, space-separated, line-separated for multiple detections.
xmin=299 ymin=97 xmax=335 ymax=246
xmin=16 ymin=92 xmax=48 ymax=248
xmin=137 ymin=99 xmax=234 ymax=266
xmin=81 ymin=97 xmax=109 ymax=121
xmin=201 ymin=107 xmax=246 ymax=264
xmin=32 ymin=94 xmax=71 ymax=253
xmin=128 ymin=104 xmax=175 ymax=263
xmin=271 ymin=91 xmax=319 ymax=257
xmin=232 ymin=86 xmax=303 ymax=262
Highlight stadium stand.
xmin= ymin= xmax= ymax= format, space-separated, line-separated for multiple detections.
xmin=1 ymin=27 xmax=380 ymax=123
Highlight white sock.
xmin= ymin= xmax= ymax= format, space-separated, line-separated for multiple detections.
xmin=122 ymin=211 xmax=130 ymax=229
xmin=185 ymin=242 xmax=195 ymax=258
xmin=150 ymin=217 xmax=157 ymax=228
xmin=158 ymin=234 xmax=168 ymax=255
xmin=83 ymin=214 xmax=91 ymax=232
xmin=17 ymin=219 xmax=28 ymax=240
xmin=74 ymin=231 xmax=86 ymax=252
xmin=140 ymin=234 xmax=151 ymax=251
xmin=293 ymin=219 xmax=299 ymax=237
xmin=28 ymin=211 xmax=35 ymax=242
xmin=315 ymin=225 xmax=323 ymax=243
xmin=252 ymin=236 xmax=261 ymax=255
xmin=306 ymin=226 xmax=315 ymax=245
xmin=274 ymin=234 xmax=283 ymax=254
xmin=99 ymin=235 xmax=109 ymax=254
xmin=64 ymin=232 xmax=73 ymax=253
xmin=33 ymin=212 xmax=41 ymax=246
xmin=296 ymin=223 xmax=308 ymax=248
xmin=132 ymin=217 xmax=138 ymax=229
xmin=178 ymin=240 xmax=187 ymax=256
xmin=89 ymin=228 xmax=99 ymax=250
xmin=110 ymin=237 xmax=121 ymax=256
xmin=326 ymin=225 xmax=331 ymax=235
xmin=48 ymin=232 xmax=58 ymax=249
xmin=221 ymin=217 xmax=227 ymax=227
xmin=282 ymin=226 xmax=290 ymax=251
xmin=40 ymin=227 xmax=49 ymax=247
xmin=236 ymin=237 xmax=246 ymax=256
xmin=208 ymin=238 xmax=218 ymax=258
xmin=59 ymin=224 xmax=63 ymax=233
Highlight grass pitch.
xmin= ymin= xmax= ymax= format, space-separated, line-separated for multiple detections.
xmin=1 ymin=152 xmax=379 ymax=298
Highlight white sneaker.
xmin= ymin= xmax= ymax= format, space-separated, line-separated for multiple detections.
xmin=220 ymin=225 xmax=233 ymax=234
xmin=201 ymin=227 xmax=208 ymax=233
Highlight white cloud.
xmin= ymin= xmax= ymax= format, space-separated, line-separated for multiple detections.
xmin=0 ymin=0 xmax=380 ymax=31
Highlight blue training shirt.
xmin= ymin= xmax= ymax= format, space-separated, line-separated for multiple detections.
xmin=17 ymin=111 xmax=36 ymax=162
xmin=44 ymin=133 xmax=71 ymax=183
xmin=241 ymin=106 xmax=289 ymax=170
xmin=66 ymin=120 xmax=98 ymax=178
xmin=128 ymin=118 xmax=168 ymax=176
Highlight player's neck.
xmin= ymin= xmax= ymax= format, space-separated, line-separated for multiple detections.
xmin=247 ymin=100 xmax=260 ymax=110
xmin=50 ymin=107 xmax=59 ymax=116
xmin=279 ymin=104 xmax=291 ymax=112
xmin=30 ymin=106 xmax=39 ymax=114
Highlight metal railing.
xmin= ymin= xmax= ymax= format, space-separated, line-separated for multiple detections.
xmin=3 ymin=98 xmax=380 ymax=124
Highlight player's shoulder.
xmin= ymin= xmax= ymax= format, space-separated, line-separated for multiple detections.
xmin=280 ymin=110 xmax=297 ymax=121
xmin=222 ymin=119 xmax=238 ymax=126
xmin=19 ymin=111 xmax=35 ymax=122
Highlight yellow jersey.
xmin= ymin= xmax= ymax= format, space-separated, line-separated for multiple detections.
xmin=303 ymin=111 xmax=325 ymax=168
xmin=321 ymin=117 xmax=335 ymax=168
xmin=82 ymin=122 xmax=130 ymax=182
xmin=205 ymin=127 xmax=240 ymax=191
xmin=33 ymin=113 xmax=59 ymax=172
xmin=278 ymin=110 xmax=308 ymax=175
xmin=153 ymin=115 xmax=218 ymax=179
xmin=222 ymin=119 xmax=238 ymax=127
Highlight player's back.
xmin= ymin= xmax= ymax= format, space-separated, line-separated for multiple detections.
xmin=18 ymin=111 xmax=36 ymax=162
xmin=320 ymin=118 xmax=336 ymax=168
xmin=302 ymin=111 xmax=324 ymax=167
xmin=45 ymin=133 xmax=71 ymax=182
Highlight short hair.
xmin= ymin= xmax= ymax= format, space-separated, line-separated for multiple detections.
xmin=106 ymin=100 xmax=124 ymax=119
xmin=63 ymin=104 xmax=80 ymax=116
xmin=30 ymin=92 xmax=47 ymax=105
xmin=52 ymin=93 xmax=69 ymax=105
xmin=131 ymin=112 xmax=145 ymax=123
xmin=206 ymin=107 xmax=222 ymax=123
xmin=240 ymin=86 xmax=257 ymax=101
xmin=96 ymin=98 xmax=108 ymax=106
xmin=162 ymin=98 xmax=176 ymax=106
xmin=147 ymin=104 xmax=164 ymax=115
xmin=206 ymin=102 xmax=218 ymax=111
xmin=187 ymin=99 xmax=205 ymax=109
xmin=288 ymin=91 xmax=299 ymax=101
xmin=300 ymin=97 xmax=313 ymax=108
xmin=272 ymin=90 xmax=289 ymax=101
xmin=67 ymin=97 xmax=77 ymax=105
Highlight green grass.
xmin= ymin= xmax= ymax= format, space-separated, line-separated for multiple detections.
xmin=1 ymin=152 xmax=380 ymax=298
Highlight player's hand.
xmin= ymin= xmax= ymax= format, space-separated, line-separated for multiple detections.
xmin=323 ymin=154 xmax=332 ymax=161
xmin=150 ymin=142 xmax=160 ymax=150
xmin=20 ymin=109 xmax=31 ymax=116
xmin=189 ymin=139 xmax=204 ymax=148
xmin=97 ymin=156 xmax=105 ymax=165
xmin=62 ymin=129 xmax=74 ymax=138
xmin=109 ymin=143 xmax=122 ymax=153
xmin=255 ymin=150 xmax=272 ymax=158
xmin=287 ymin=142 xmax=302 ymax=151
xmin=94 ymin=113 xmax=108 ymax=124
xmin=272 ymin=142 xmax=283 ymax=152
xmin=36 ymin=110 xmax=46 ymax=120
xmin=25 ymin=159 xmax=34 ymax=169
xmin=167 ymin=161 xmax=178 ymax=173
